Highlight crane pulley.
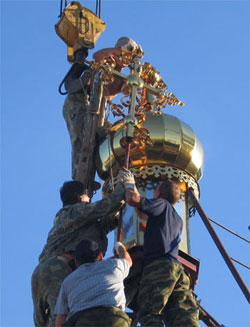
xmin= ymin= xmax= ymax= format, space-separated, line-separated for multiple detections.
xmin=55 ymin=1 xmax=106 ymax=63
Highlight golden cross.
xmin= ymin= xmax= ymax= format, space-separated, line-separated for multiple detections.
xmin=103 ymin=56 xmax=165 ymax=139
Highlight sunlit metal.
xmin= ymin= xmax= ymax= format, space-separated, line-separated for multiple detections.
xmin=96 ymin=113 xmax=204 ymax=184
xmin=92 ymin=43 xmax=204 ymax=257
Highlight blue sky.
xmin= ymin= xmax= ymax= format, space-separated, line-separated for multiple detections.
xmin=1 ymin=1 xmax=249 ymax=326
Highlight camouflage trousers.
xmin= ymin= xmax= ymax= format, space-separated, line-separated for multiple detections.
xmin=63 ymin=93 xmax=89 ymax=180
xmin=65 ymin=306 xmax=131 ymax=327
xmin=31 ymin=256 xmax=73 ymax=327
xmin=137 ymin=257 xmax=199 ymax=327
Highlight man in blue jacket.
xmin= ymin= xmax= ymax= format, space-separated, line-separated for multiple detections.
xmin=119 ymin=168 xmax=199 ymax=327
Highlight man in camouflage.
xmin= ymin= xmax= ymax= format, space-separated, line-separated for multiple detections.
xmin=31 ymin=180 xmax=125 ymax=327
xmin=119 ymin=169 xmax=199 ymax=327
xmin=54 ymin=239 xmax=132 ymax=327
xmin=63 ymin=37 xmax=140 ymax=180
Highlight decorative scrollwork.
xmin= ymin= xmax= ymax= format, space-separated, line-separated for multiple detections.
xmin=89 ymin=53 xmax=184 ymax=119
xmin=90 ymin=56 xmax=117 ymax=85
xmin=130 ymin=165 xmax=199 ymax=199
xmin=90 ymin=46 xmax=185 ymax=175
xmin=104 ymin=165 xmax=199 ymax=218
xmin=118 ymin=47 xmax=144 ymax=66
xmin=107 ymin=101 xmax=125 ymax=118
xmin=120 ymin=94 xmax=131 ymax=108
xmin=133 ymin=125 xmax=153 ymax=147
xmin=153 ymin=92 xmax=184 ymax=112
xmin=140 ymin=62 xmax=161 ymax=86
xmin=105 ymin=165 xmax=199 ymax=200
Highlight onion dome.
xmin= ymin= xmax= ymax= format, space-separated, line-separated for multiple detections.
xmin=95 ymin=113 xmax=203 ymax=195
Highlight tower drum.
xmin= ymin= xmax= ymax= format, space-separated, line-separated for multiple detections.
xmin=95 ymin=112 xmax=204 ymax=253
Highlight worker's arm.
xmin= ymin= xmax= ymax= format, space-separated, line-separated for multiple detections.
xmin=135 ymin=207 xmax=148 ymax=220
xmin=117 ymin=168 xmax=142 ymax=208
xmin=114 ymin=242 xmax=132 ymax=267
xmin=100 ymin=212 xmax=119 ymax=234
xmin=126 ymin=187 xmax=147 ymax=218
xmin=55 ymin=314 xmax=67 ymax=327
xmin=46 ymin=184 xmax=125 ymax=243
xmin=126 ymin=187 xmax=142 ymax=208
xmin=69 ymin=183 xmax=125 ymax=222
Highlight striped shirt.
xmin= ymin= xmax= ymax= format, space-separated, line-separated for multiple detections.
xmin=54 ymin=258 xmax=130 ymax=319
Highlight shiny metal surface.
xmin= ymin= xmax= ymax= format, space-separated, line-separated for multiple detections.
xmin=96 ymin=113 xmax=204 ymax=182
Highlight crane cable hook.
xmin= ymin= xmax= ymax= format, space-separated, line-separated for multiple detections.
xmin=95 ymin=0 xmax=101 ymax=18
xmin=59 ymin=0 xmax=101 ymax=18
xmin=59 ymin=0 xmax=68 ymax=18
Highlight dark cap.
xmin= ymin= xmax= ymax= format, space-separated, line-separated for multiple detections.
xmin=75 ymin=239 xmax=101 ymax=264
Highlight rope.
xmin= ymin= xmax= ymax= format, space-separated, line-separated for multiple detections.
xmin=231 ymin=257 xmax=250 ymax=270
xmin=108 ymin=133 xmax=114 ymax=191
xmin=208 ymin=217 xmax=250 ymax=244
xmin=208 ymin=217 xmax=250 ymax=270
xmin=58 ymin=79 xmax=68 ymax=95
xmin=106 ymin=103 xmax=115 ymax=191
xmin=58 ymin=63 xmax=89 ymax=95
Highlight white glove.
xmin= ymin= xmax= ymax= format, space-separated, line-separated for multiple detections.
xmin=116 ymin=169 xmax=125 ymax=184
xmin=118 ymin=168 xmax=135 ymax=190
xmin=113 ymin=242 xmax=124 ymax=256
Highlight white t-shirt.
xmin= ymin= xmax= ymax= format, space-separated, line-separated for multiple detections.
xmin=54 ymin=258 xmax=130 ymax=318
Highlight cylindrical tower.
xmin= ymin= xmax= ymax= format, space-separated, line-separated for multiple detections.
xmin=96 ymin=112 xmax=204 ymax=255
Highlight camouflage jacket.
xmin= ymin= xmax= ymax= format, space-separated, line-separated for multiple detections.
xmin=39 ymin=184 xmax=125 ymax=262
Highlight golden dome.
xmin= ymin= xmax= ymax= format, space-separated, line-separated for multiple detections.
xmin=96 ymin=113 xmax=204 ymax=185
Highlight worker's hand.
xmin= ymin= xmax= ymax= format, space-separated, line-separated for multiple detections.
xmin=113 ymin=241 xmax=133 ymax=267
xmin=113 ymin=241 xmax=124 ymax=257
xmin=117 ymin=168 xmax=135 ymax=190
xmin=116 ymin=168 xmax=130 ymax=182
xmin=116 ymin=169 xmax=124 ymax=184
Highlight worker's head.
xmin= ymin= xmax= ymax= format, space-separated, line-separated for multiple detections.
xmin=60 ymin=181 xmax=90 ymax=207
xmin=154 ymin=180 xmax=181 ymax=205
xmin=114 ymin=36 xmax=139 ymax=52
xmin=74 ymin=239 xmax=103 ymax=266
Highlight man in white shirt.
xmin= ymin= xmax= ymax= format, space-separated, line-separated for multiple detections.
xmin=54 ymin=239 xmax=132 ymax=327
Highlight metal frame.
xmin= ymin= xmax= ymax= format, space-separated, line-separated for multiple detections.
xmin=188 ymin=188 xmax=250 ymax=303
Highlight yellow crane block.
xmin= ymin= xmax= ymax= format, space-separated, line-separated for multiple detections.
xmin=55 ymin=1 xmax=106 ymax=63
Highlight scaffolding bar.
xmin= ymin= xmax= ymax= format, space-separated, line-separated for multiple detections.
xmin=198 ymin=301 xmax=225 ymax=327
xmin=188 ymin=189 xmax=250 ymax=304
